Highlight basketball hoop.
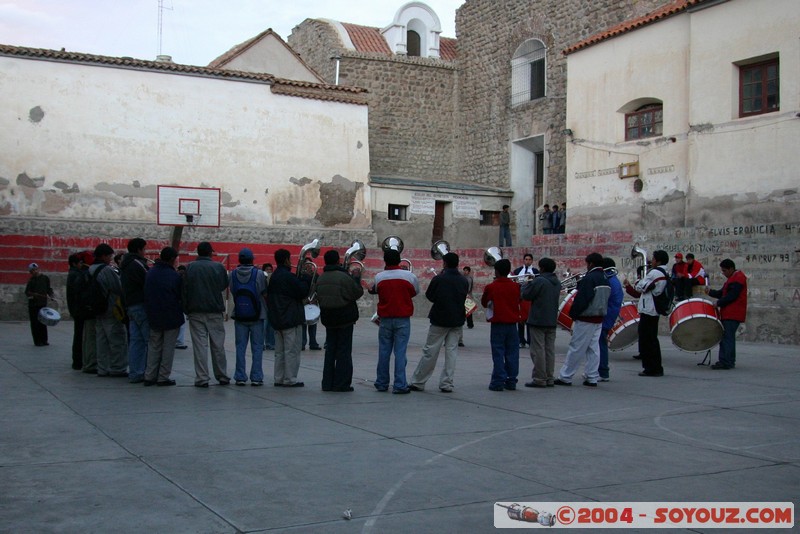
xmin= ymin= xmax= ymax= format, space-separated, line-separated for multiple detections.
xmin=184 ymin=213 xmax=202 ymax=227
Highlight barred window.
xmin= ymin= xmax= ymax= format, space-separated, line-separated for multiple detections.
xmin=511 ymin=39 xmax=546 ymax=106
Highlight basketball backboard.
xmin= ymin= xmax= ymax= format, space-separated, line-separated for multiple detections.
xmin=157 ymin=186 xmax=221 ymax=227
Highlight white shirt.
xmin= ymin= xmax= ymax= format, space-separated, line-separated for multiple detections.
xmin=634 ymin=266 xmax=667 ymax=317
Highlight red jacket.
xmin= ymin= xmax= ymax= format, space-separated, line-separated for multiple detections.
xmin=371 ymin=266 xmax=419 ymax=318
xmin=710 ymin=270 xmax=747 ymax=322
xmin=481 ymin=277 xmax=521 ymax=324
xmin=687 ymin=260 xmax=706 ymax=285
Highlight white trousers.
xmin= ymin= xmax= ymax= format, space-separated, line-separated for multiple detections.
xmin=557 ymin=320 xmax=602 ymax=383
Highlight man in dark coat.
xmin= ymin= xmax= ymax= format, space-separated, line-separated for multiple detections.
xmin=120 ymin=238 xmax=150 ymax=384
xmin=25 ymin=262 xmax=54 ymax=346
xmin=522 ymin=257 xmax=561 ymax=387
xmin=409 ymin=253 xmax=468 ymax=393
xmin=266 ymin=249 xmax=310 ymax=387
xmin=143 ymin=247 xmax=184 ymax=386
xmin=315 ymin=250 xmax=364 ymax=392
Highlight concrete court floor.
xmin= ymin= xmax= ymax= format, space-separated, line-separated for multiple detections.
xmin=0 ymin=317 xmax=797 ymax=533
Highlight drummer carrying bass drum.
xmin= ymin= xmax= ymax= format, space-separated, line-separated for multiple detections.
xmin=704 ymin=259 xmax=747 ymax=370
xmin=624 ymin=250 xmax=670 ymax=377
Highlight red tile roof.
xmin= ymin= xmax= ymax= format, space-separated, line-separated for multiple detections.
xmin=0 ymin=44 xmax=366 ymax=104
xmin=340 ymin=22 xmax=457 ymax=61
xmin=564 ymin=0 xmax=711 ymax=55
xmin=342 ymin=23 xmax=393 ymax=56
xmin=439 ymin=37 xmax=457 ymax=61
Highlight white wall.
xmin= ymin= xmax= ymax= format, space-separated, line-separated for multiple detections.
xmin=565 ymin=0 xmax=800 ymax=232
xmin=0 ymin=56 xmax=371 ymax=228
xmin=217 ymin=34 xmax=323 ymax=83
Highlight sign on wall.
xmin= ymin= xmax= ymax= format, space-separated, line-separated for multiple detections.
xmin=410 ymin=192 xmax=481 ymax=219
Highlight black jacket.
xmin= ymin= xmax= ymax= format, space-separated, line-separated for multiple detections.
xmin=426 ymin=267 xmax=469 ymax=327
xmin=144 ymin=260 xmax=184 ymax=331
xmin=266 ymin=265 xmax=309 ymax=330
xmin=569 ymin=266 xmax=610 ymax=321
xmin=120 ymin=252 xmax=149 ymax=307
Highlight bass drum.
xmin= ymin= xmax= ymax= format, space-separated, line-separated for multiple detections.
xmin=669 ymin=298 xmax=723 ymax=352
xmin=464 ymin=297 xmax=478 ymax=317
xmin=607 ymin=302 xmax=640 ymax=351
xmin=38 ymin=307 xmax=61 ymax=326
xmin=304 ymin=303 xmax=320 ymax=325
xmin=557 ymin=289 xmax=577 ymax=332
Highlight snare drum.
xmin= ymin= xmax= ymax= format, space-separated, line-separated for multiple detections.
xmin=38 ymin=307 xmax=61 ymax=326
xmin=464 ymin=297 xmax=478 ymax=317
xmin=607 ymin=302 xmax=640 ymax=351
xmin=557 ymin=290 xmax=577 ymax=332
xmin=669 ymin=298 xmax=723 ymax=352
xmin=303 ymin=303 xmax=320 ymax=325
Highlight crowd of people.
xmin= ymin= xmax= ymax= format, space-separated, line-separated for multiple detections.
xmin=27 ymin=239 xmax=747 ymax=392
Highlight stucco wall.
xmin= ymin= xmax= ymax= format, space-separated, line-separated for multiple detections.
xmin=0 ymin=56 xmax=371 ymax=229
xmin=564 ymin=0 xmax=800 ymax=234
xmin=216 ymin=34 xmax=322 ymax=82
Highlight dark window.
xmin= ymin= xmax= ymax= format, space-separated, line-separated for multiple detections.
xmin=511 ymin=39 xmax=546 ymax=105
xmin=407 ymin=30 xmax=421 ymax=57
xmin=480 ymin=210 xmax=500 ymax=226
xmin=740 ymin=59 xmax=779 ymax=117
xmin=625 ymin=104 xmax=663 ymax=141
xmin=388 ymin=204 xmax=408 ymax=221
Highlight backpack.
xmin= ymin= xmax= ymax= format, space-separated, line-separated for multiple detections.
xmin=74 ymin=265 xmax=108 ymax=319
xmin=231 ymin=267 xmax=261 ymax=321
xmin=651 ymin=266 xmax=675 ymax=316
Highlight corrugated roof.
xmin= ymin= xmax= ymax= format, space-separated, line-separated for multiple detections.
xmin=340 ymin=22 xmax=457 ymax=61
xmin=0 ymin=44 xmax=366 ymax=104
xmin=564 ymin=0 xmax=711 ymax=55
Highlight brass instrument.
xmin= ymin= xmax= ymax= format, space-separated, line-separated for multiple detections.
xmin=483 ymin=246 xmax=503 ymax=267
xmin=508 ymin=272 xmax=538 ymax=283
xmin=381 ymin=235 xmax=412 ymax=271
xmin=430 ymin=239 xmax=450 ymax=260
xmin=297 ymin=238 xmax=322 ymax=324
xmin=343 ymin=239 xmax=366 ymax=277
xmin=631 ymin=243 xmax=649 ymax=281
xmin=560 ymin=270 xmax=586 ymax=291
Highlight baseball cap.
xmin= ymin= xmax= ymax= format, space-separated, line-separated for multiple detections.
xmin=239 ymin=248 xmax=254 ymax=262
xmin=28 ymin=262 xmax=39 ymax=271
xmin=674 ymin=253 xmax=683 ymax=259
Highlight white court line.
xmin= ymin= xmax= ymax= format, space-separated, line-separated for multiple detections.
xmin=361 ymin=407 xmax=635 ymax=533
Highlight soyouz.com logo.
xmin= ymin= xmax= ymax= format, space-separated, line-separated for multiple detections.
xmin=494 ymin=502 xmax=794 ymax=528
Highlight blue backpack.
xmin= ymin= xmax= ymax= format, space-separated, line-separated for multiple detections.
xmin=231 ymin=267 xmax=261 ymax=321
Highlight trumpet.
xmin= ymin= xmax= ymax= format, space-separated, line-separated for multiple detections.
xmin=561 ymin=270 xmax=585 ymax=291
xmin=508 ymin=272 xmax=537 ymax=283
xmin=381 ymin=235 xmax=412 ymax=272
xmin=343 ymin=239 xmax=366 ymax=277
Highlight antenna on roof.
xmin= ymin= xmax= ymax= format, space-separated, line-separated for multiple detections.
xmin=157 ymin=0 xmax=173 ymax=57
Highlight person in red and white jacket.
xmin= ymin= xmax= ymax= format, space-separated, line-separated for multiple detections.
xmin=369 ymin=249 xmax=419 ymax=393
xmin=480 ymin=259 xmax=521 ymax=391
xmin=705 ymin=259 xmax=747 ymax=370
xmin=685 ymin=253 xmax=707 ymax=295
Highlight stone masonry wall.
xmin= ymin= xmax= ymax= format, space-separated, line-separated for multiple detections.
xmin=455 ymin=0 xmax=670 ymax=202
xmin=290 ymin=20 xmax=459 ymax=182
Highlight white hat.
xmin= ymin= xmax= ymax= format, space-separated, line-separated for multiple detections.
xmin=28 ymin=262 xmax=39 ymax=271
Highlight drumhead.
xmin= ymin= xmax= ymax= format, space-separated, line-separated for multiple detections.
xmin=38 ymin=307 xmax=61 ymax=326
xmin=304 ymin=304 xmax=320 ymax=325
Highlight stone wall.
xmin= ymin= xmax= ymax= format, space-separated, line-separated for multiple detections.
xmin=454 ymin=0 xmax=670 ymax=200
xmin=289 ymin=20 xmax=459 ymax=183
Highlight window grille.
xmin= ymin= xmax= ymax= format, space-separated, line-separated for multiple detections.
xmin=511 ymin=39 xmax=546 ymax=106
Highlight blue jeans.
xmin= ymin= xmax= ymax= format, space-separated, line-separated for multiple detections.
xmin=598 ymin=327 xmax=610 ymax=379
xmin=718 ymin=320 xmax=739 ymax=368
xmin=263 ymin=317 xmax=275 ymax=349
xmin=126 ymin=304 xmax=149 ymax=381
xmin=376 ymin=317 xmax=410 ymax=391
xmin=490 ymin=323 xmax=519 ymax=388
xmin=234 ymin=320 xmax=264 ymax=382
xmin=499 ymin=225 xmax=512 ymax=247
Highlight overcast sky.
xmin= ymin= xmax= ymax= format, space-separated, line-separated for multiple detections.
xmin=0 ymin=0 xmax=464 ymax=66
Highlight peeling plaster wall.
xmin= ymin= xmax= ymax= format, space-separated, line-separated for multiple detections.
xmin=0 ymin=56 xmax=371 ymax=229
xmin=565 ymin=0 xmax=800 ymax=234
